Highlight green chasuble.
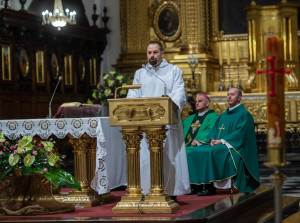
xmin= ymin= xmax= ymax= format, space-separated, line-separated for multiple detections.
xmin=182 ymin=110 xmax=219 ymax=155
xmin=187 ymin=104 xmax=260 ymax=193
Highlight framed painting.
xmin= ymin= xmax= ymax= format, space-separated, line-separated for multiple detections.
xmin=20 ymin=48 xmax=29 ymax=78
xmin=51 ymin=53 xmax=59 ymax=80
xmin=89 ymin=57 xmax=97 ymax=86
xmin=1 ymin=45 xmax=11 ymax=81
xmin=36 ymin=51 xmax=45 ymax=83
xmin=153 ymin=2 xmax=181 ymax=42
xmin=78 ymin=56 xmax=86 ymax=81
xmin=64 ymin=54 xmax=72 ymax=85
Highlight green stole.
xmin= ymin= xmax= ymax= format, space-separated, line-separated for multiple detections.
xmin=185 ymin=110 xmax=214 ymax=147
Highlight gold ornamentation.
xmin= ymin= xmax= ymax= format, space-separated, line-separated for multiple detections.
xmin=145 ymin=128 xmax=167 ymax=148
xmin=113 ymin=104 xmax=165 ymax=121
xmin=121 ymin=129 xmax=143 ymax=148
xmin=191 ymin=120 xmax=201 ymax=134
xmin=109 ymin=97 xmax=180 ymax=213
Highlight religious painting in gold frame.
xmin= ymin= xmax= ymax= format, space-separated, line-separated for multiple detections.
xmin=20 ymin=48 xmax=29 ymax=78
xmin=1 ymin=45 xmax=11 ymax=81
xmin=64 ymin=54 xmax=72 ymax=85
xmin=78 ymin=56 xmax=86 ymax=81
xmin=36 ymin=51 xmax=45 ymax=83
xmin=153 ymin=2 xmax=181 ymax=42
xmin=51 ymin=53 xmax=59 ymax=80
xmin=89 ymin=57 xmax=97 ymax=86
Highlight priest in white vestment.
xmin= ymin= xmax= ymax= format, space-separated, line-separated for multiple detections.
xmin=127 ymin=41 xmax=191 ymax=197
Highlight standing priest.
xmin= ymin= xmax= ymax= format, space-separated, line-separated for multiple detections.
xmin=127 ymin=41 xmax=190 ymax=200
xmin=188 ymin=87 xmax=260 ymax=196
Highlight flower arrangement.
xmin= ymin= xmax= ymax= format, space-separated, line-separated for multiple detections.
xmin=0 ymin=132 xmax=81 ymax=191
xmin=87 ymin=70 xmax=131 ymax=105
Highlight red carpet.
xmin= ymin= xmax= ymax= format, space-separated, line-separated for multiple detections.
xmin=0 ymin=190 xmax=230 ymax=218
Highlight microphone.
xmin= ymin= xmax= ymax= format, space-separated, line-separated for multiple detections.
xmin=142 ymin=64 xmax=167 ymax=97
xmin=48 ymin=76 xmax=62 ymax=118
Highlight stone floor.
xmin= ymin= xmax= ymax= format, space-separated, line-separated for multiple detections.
xmin=259 ymin=153 xmax=300 ymax=198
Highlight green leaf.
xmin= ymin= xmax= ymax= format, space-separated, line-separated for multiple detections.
xmin=23 ymin=154 xmax=35 ymax=166
xmin=17 ymin=136 xmax=33 ymax=153
xmin=104 ymin=89 xmax=112 ymax=96
xmin=103 ymin=74 xmax=109 ymax=80
xmin=0 ymin=132 xmax=6 ymax=143
xmin=41 ymin=141 xmax=54 ymax=152
xmin=48 ymin=154 xmax=59 ymax=166
xmin=107 ymin=80 xmax=114 ymax=87
xmin=92 ymin=91 xmax=98 ymax=100
xmin=0 ymin=166 xmax=13 ymax=179
xmin=87 ymin=98 xmax=94 ymax=104
xmin=116 ymin=75 xmax=123 ymax=80
xmin=33 ymin=167 xmax=61 ymax=187
xmin=21 ymin=166 xmax=31 ymax=176
xmin=8 ymin=154 xmax=20 ymax=166
xmin=119 ymin=89 xmax=127 ymax=95
xmin=40 ymin=168 xmax=81 ymax=191
xmin=98 ymin=92 xmax=102 ymax=100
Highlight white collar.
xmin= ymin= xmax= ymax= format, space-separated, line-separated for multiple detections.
xmin=198 ymin=109 xmax=209 ymax=116
xmin=229 ymin=104 xmax=240 ymax=111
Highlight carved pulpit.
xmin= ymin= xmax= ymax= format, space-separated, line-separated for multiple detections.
xmin=108 ymin=97 xmax=180 ymax=214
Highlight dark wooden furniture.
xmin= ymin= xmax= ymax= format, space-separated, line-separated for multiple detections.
xmin=0 ymin=6 xmax=109 ymax=119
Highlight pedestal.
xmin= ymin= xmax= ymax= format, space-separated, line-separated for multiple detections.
xmin=108 ymin=97 xmax=180 ymax=214
xmin=57 ymin=133 xmax=112 ymax=207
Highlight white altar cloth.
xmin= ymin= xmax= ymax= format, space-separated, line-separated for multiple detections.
xmin=0 ymin=117 xmax=127 ymax=194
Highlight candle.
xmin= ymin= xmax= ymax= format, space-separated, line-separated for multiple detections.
xmin=235 ymin=41 xmax=239 ymax=63
xmin=219 ymin=42 xmax=223 ymax=66
xmin=227 ymin=43 xmax=231 ymax=65
xmin=265 ymin=36 xmax=286 ymax=166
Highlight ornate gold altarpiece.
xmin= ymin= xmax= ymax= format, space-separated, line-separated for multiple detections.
xmin=116 ymin=0 xmax=300 ymax=122
xmin=108 ymin=97 xmax=180 ymax=214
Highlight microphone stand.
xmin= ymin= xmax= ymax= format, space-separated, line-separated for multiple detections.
xmin=48 ymin=76 xmax=62 ymax=118
xmin=142 ymin=64 xmax=167 ymax=97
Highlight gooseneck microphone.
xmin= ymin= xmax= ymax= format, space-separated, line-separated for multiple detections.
xmin=48 ymin=76 xmax=62 ymax=118
xmin=142 ymin=64 xmax=167 ymax=97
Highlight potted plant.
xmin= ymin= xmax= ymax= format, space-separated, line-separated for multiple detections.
xmin=87 ymin=70 xmax=130 ymax=116
xmin=0 ymin=132 xmax=81 ymax=191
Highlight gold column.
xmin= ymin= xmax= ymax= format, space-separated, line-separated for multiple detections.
xmin=145 ymin=127 xmax=167 ymax=196
xmin=54 ymin=134 xmax=111 ymax=207
xmin=112 ymin=128 xmax=143 ymax=213
xmin=138 ymin=127 xmax=179 ymax=213
xmin=87 ymin=138 xmax=97 ymax=182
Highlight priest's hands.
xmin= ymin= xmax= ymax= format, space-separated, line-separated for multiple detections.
xmin=210 ymin=139 xmax=222 ymax=146
xmin=191 ymin=140 xmax=198 ymax=146
xmin=192 ymin=140 xmax=202 ymax=146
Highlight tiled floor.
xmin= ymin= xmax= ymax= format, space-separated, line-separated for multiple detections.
xmin=259 ymin=153 xmax=300 ymax=197
xmin=260 ymin=176 xmax=300 ymax=197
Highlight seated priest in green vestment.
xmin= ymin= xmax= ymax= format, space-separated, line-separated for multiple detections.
xmin=187 ymin=88 xmax=260 ymax=196
xmin=182 ymin=93 xmax=219 ymax=156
